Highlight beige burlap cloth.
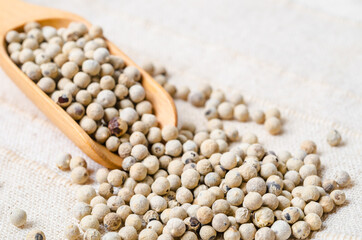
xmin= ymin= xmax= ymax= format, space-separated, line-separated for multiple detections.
xmin=0 ymin=0 xmax=361 ymax=239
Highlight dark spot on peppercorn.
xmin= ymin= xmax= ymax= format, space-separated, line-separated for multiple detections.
xmin=35 ymin=233 xmax=44 ymax=240
xmin=75 ymin=107 xmax=84 ymax=115
xmin=324 ymin=184 xmax=334 ymax=192
xmin=190 ymin=217 xmax=200 ymax=227
xmin=108 ymin=117 xmax=126 ymax=136
xmin=267 ymin=182 xmax=281 ymax=192
xmin=58 ymin=95 xmax=68 ymax=103
xmin=268 ymin=151 xmax=276 ymax=156
xmin=285 ymin=213 xmax=291 ymax=221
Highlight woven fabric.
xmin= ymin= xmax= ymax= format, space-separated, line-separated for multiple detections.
xmin=0 ymin=0 xmax=361 ymax=239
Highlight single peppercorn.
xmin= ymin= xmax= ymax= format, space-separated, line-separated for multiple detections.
xmin=327 ymin=129 xmax=342 ymax=146
xmin=10 ymin=208 xmax=27 ymax=227
xmin=26 ymin=229 xmax=46 ymax=240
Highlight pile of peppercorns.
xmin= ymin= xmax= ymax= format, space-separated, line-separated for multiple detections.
xmin=7 ymin=22 xmax=350 ymax=240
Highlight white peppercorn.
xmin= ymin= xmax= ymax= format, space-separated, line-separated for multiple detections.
xmin=218 ymin=152 xmax=236 ymax=170
xmin=238 ymin=163 xmax=257 ymax=182
xmin=277 ymin=196 xmax=291 ymax=210
xmin=243 ymin=192 xmax=262 ymax=210
xmin=102 ymin=232 xmax=121 ymax=240
xmin=284 ymin=170 xmax=301 ymax=186
xmin=104 ymin=212 xmax=122 ymax=231
xmin=304 ymin=213 xmax=321 ymax=231
xmin=129 ymin=162 xmax=147 ymax=181
xmin=291 ymin=197 xmax=306 ymax=210
xmin=335 ymin=170 xmax=351 ymax=188
xmin=64 ymin=224 xmax=80 ymax=240
xmin=303 ymin=154 xmax=321 ymax=169
xmin=118 ymin=226 xmax=137 ymax=240
xmin=174 ymin=187 xmax=192 ymax=204
xmin=138 ymin=228 xmax=158 ymax=240
xmin=291 ymin=221 xmax=310 ymax=239
xmin=262 ymin=193 xmax=279 ymax=210
xmin=129 ymin=194 xmax=149 ymax=215
xmin=327 ymin=129 xmax=342 ymax=146
xmin=90 ymin=196 xmax=107 ymax=207
xmin=128 ymin=84 xmax=146 ymax=103
xmin=66 ymin=102 xmax=85 ymax=120
xmin=123 ymin=66 xmax=141 ymax=81
xmin=239 ymin=223 xmax=256 ymax=240
xmin=322 ymin=179 xmax=337 ymax=193
xmin=19 ymin=48 xmax=35 ymax=64
xmin=10 ymin=208 xmax=27 ymax=227
xmin=164 ymin=139 xmax=181 ymax=157
xmin=188 ymin=91 xmax=206 ymax=107
xmin=149 ymin=195 xmax=167 ymax=213
xmin=151 ymin=177 xmax=171 ymax=195
xmin=246 ymin=177 xmax=266 ymax=195
xmin=319 ymin=195 xmax=334 ymax=213
xmin=233 ymin=104 xmax=248 ymax=122
xmin=6 ymin=30 xmax=21 ymax=43
xmin=166 ymin=174 xmax=180 ymax=191
xmin=281 ymin=207 xmax=300 ymax=224
xmin=83 ymin=228 xmax=101 ymax=240
xmin=304 ymin=201 xmax=323 ymax=218
xmin=260 ymin=164 xmax=278 ymax=180
xmin=131 ymin=143 xmax=149 ymax=159
xmin=37 ymin=77 xmax=56 ymax=93
xmin=56 ymin=153 xmax=71 ymax=171
xmin=124 ymin=214 xmax=142 ymax=232
xmin=26 ymin=229 xmax=46 ymax=240
xmin=175 ymin=86 xmax=190 ymax=100
xmin=181 ymin=169 xmax=200 ymax=189
xmin=96 ymin=89 xmax=116 ymax=108
xmin=255 ymin=227 xmax=275 ymax=240
xmin=72 ymin=201 xmax=92 ymax=221
xmin=198 ymin=225 xmax=216 ymax=240
xmin=286 ymin=158 xmax=303 ymax=172
xmin=80 ymin=116 xmax=97 ymax=134
xmin=270 ymin=220 xmax=291 ymax=240
xmin=76 ymin=185 xmax=96 ymax=203
xmin=264 ymin=117 xmax=282 ymax=135
xmin=250 ymin=109 xmax=265 ymax=124
xmin=71 ymin=166 xmax=89 ymax=184
xmin=242 ymin=132 xmax=258 ymax=144
xmin=80 ymin=215 xmax=100 ymax=231
xmin=165 ymin=218 xmax=186 ymax=237
xmin=92 ymin=203 xmax=111 ymax=223
xmin=300 ymin=140 xmax=317 ymax=154
xmin=210 ymin=213 xmax=230 ymax=233
xmin=120 ymin=107 xmax=139 ymax=125
xmin=82 ymin=59 xmax=101 ymax=76
xmin=98 ymin=183 xmax=114 ymax=199
xmin=330 ymin=190 xmax=346 ymax=205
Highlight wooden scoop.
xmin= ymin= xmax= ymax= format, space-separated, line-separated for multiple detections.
xmin=0 ymin=0 xmax=177 ymax=169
